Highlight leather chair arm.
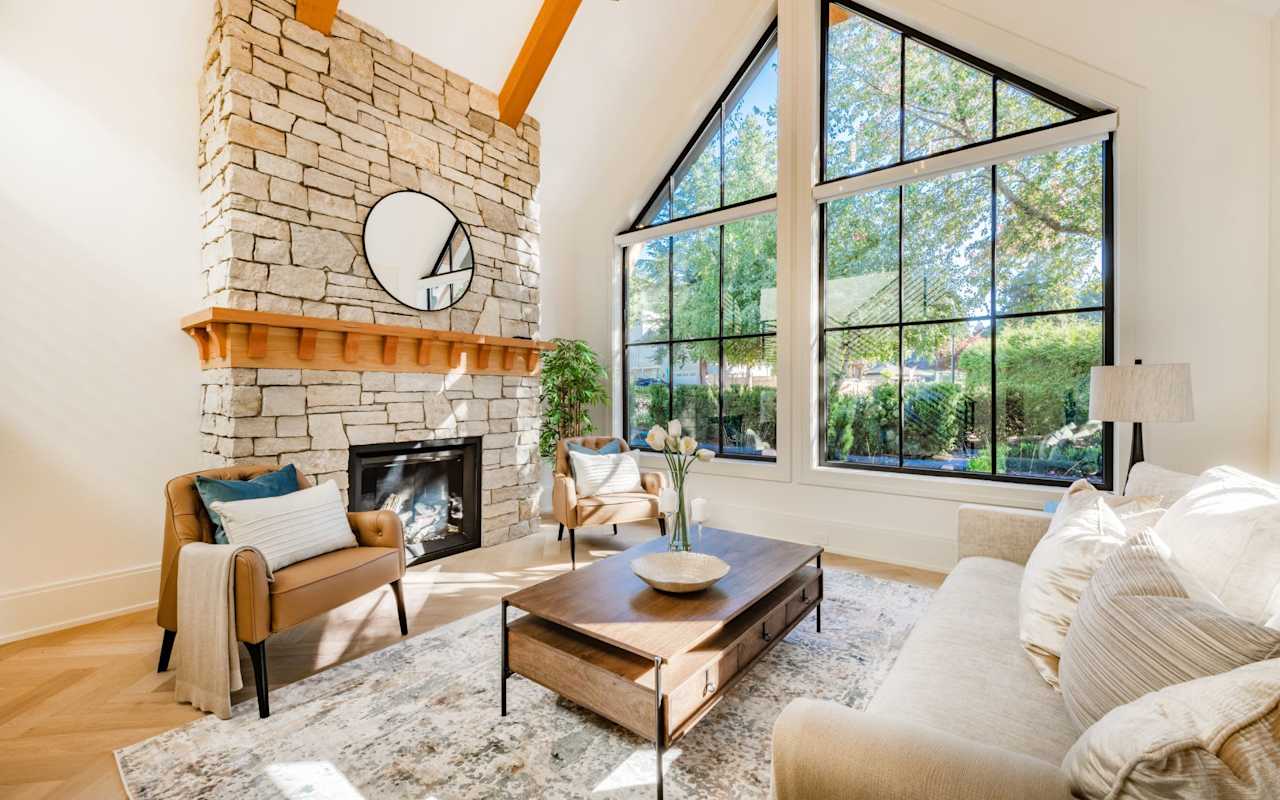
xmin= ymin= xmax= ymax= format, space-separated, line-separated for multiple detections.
xmin=772 ymin=700 xmax=1073 ymax=800
xmin=233 ymin=548 xmax=271 ymax=644
xmin=640 ymin=470 xmax=668 ymax=496
xmin=348 ymin=510 xmax=406 ymax=574
xmin=553 ymin=474 xmax=578 ymax=527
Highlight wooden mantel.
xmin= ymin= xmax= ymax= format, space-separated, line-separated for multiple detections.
xmin=181 ymin=307 xmax=552 ymax=376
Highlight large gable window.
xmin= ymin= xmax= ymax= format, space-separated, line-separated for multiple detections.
xmin=622 ymin=24 xmax=779 ymax=460
xmin=819 ymin=1 xmax=1115 ymax=486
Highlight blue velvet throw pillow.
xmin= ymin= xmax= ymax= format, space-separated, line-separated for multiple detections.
xmin=566 ymin=440 xmax=622 ymax=456
xmin=565 ymin=440 xmax=622 ymax=482
xmin=195 ymin=464 xmax=300 ymax=544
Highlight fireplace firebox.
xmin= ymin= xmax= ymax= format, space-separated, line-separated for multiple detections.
xmin=348 ymin=437 xmax=482 ymax=566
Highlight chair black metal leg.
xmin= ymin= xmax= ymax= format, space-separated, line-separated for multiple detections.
xmin=557 ymin=522 xmax=564 ymax=541
xmin=391 ymin=579 xmax=408 ymax=636
xmin=157 ymin=628 xmax=176 ymax=673
xmin=246 ymin=640 xmax=270 ymax=719
xmin=569 ymin=528 xmax=576 ymax=570
xmin=500 ymin=600 xmax=510 ymax=716
xmin=613 ymin=524 xmax=619 ymax=536
xmin=657 ymin=517 xmax=667 ymax=536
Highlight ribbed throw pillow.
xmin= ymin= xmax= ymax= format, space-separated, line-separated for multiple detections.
xmin=1061 ymin=530 xmax=1280 ymax=731
xmin=1063 ymin=658 xmax=1280 ymax=800
xmin=1019 ymin=479 xmax=1130 ymax=688
xmin=568 ymin=450 xmax=642 ymax=497
xmin=211 ymin=480 xmax=357 ymax=573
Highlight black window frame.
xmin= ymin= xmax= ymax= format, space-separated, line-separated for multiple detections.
xmin=622 ymin=216 xmax=780 ymax=463
xmin=818 ymin=0 xmax=1115 ymax=489
xmin=622 ymin=19 xmax=782 ymax=462
xmin=624 ymin=20 xmax=781 ymax=236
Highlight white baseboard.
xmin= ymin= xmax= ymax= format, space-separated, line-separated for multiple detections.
xmin=0 ymin=563 xmax=160 ymax=645
xmin=707 ymin=503 xmax=957 ymax=574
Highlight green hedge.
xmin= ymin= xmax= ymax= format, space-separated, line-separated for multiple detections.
xmin=629 ymin=384 xmax=778 ymax=451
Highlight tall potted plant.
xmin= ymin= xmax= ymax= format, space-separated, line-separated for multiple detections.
xmin=538 ymin=339 xmax=608 ymax=490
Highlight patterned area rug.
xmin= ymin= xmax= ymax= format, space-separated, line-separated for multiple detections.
xmin=116 ymin=569 xmax=932 ymax=799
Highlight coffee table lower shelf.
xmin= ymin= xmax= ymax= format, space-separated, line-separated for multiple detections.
xmin=500 ymin=565 xmax=822 ymax=798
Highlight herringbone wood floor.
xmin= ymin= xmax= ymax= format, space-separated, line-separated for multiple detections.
xmin=0 ymin=520 xmax=944 ymax=799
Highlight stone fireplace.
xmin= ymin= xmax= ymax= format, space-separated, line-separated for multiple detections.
xmin=190 ymin=0 xmax=545 ymax=548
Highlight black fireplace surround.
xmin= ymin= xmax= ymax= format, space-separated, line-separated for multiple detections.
xmin=348 ymin=437 xmax=482 ymax=566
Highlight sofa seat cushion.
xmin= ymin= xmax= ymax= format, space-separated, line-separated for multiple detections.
xmin=575 ymin=492 xmax=658 ymax=526
xmin=268 ymin=546 xmax=400 ymax=632
xmin=867 ymin=556 xmax=1079 ymax=765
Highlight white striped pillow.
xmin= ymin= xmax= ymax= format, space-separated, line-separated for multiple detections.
xmin=568 ymin=450 xmax=643 ymax=497
xmin=212 ymin=480 xmax=357 ymax=573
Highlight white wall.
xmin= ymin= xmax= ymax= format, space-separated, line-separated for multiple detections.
xmin=0 ymin=1 xmax=210 ymax=642
xmin=555 ymin=0 xmax=1275 ymax=571
xmin=1271 ymin=13 xmax=1280 ymax=472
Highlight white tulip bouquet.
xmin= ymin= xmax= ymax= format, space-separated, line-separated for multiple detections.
xmin=645 ymin=420 xmax=714 ymax=552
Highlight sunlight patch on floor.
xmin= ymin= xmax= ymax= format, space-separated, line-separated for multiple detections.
xmin=591 ymin=747 xmax=682 ymax=794
xmin=265 ymin=761 xmax=365 ymax=800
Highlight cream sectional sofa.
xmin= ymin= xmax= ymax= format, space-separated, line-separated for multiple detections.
xmin=771 ymin=466 xmax=1197 ymax=800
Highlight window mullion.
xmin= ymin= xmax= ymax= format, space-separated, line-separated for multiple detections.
xmin=988 ymin=165 xmax=998 ymax=477
xmin=896 ymin=185 xmax=905 ymax=469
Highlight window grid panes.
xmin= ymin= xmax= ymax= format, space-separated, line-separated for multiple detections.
xmin=624 ymin=214 xmax=778 ymax=461
xmin=821 ymin=0 xmax=1112 ymax=487
xmin=631 ymin=25 xmax=779 ymax=232
xmin=822 ymin=1 xmax=1087 ymax=184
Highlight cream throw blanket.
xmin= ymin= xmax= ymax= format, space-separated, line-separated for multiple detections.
xmin=174 ymin=542 xmax=263 ymax=720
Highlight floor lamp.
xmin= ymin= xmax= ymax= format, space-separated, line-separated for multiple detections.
xmin=1089 ymin=360 xmax=1194 ymax=480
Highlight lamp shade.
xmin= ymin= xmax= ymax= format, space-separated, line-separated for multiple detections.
xmin=1088 ymin=363 xmax=1194 ymax=423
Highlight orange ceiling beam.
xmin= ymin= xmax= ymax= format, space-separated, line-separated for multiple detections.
xmin=498 ymin=0 xmax=582 ymax=128
xmin=296 ymin=0 xmax=340 ymax=35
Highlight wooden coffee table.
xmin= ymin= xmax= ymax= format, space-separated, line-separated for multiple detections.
xmin=500 ymin=529 xmax=823 ymax=798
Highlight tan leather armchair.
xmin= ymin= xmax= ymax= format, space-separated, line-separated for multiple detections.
xmin=551 ymin=436 xmax=667 ymax=568
xmin=156 ymin=465 xmax=406 ymax=718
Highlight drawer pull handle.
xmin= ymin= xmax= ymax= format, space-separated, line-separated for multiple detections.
xmin=762 ymin=626 xmax=773 ymax=643
xmin=801 ymin=589 xmax=808 ymax=603
xmin=704 ymin=679 xmax=717 ymax=696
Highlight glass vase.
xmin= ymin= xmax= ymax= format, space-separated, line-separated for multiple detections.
xmin=668 ymin=491 xmax=692 ymax=553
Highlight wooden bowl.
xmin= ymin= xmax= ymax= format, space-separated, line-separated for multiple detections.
xmin=631 ymin=552 xmax=731 ymax=594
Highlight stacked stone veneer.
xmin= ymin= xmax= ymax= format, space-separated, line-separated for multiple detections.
xmin=195 ymin=0 xmax=542 ymax=545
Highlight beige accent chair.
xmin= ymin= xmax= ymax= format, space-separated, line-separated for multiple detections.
xmin=770 ymin=465 xmax=1200 ymax=799
xmin=156 ymin=465 xmax=406 ymax=718
xmin=551 ymin=436 xmax=667 ymax=568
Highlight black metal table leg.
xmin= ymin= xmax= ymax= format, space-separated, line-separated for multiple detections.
xmin=654 ymin=656 xmax=665 ymax=800
xmin=816 ymin=552 xmax=823 ymax=633
xmin=500 ymin=600 xmax=510 ymax=716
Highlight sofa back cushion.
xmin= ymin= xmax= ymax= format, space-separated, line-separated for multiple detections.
xmin=1154 ymin=466 xmax=1280 ymax=627
xmin=1063 ymin=658 xmax=1280 ymax=800
xmin=1060 ymin=530 xmax=1280 ymax=731
xmin=1123 ymin=462 xmax=1197 ymax=508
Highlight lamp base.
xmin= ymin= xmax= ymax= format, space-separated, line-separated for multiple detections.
xmin=1127 ymin=421 xmax=1144 ymax=480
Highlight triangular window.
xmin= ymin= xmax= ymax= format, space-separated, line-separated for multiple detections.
xmin=633 ymin=25 xmax=779 ymax=231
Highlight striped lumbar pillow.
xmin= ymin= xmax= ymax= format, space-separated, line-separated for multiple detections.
xmin=1060 ymin=529 xmax=1280 ymax=732
xmin=568 ymin=450 xmax=642 ymax=497
xmin=212 ymin=480 xmax=357 ymax=573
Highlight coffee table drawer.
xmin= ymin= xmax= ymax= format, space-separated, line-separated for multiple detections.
xmin=666 ymin=648 xmax=738 ymax=732
xmin=786 ymin=572 xmax=821 ymax=626
xmin=736 ymin=602 xmax=789 ymax=665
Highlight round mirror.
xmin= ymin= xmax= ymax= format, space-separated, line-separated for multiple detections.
xmin=363 ymin=190 xmax=474 ymax=312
